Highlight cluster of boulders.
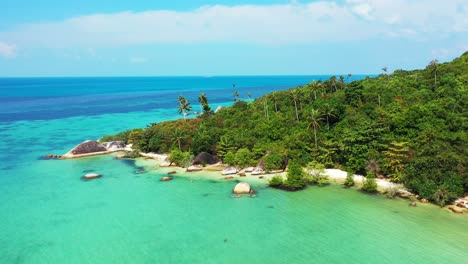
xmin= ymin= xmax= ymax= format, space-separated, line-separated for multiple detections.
xmin=448 ymin=197 xmax=468 ymax=214
xmin=43 ymin=154 xmax=62 ymax=159
xmin=47 ymin=140 xmax=127 ymax=159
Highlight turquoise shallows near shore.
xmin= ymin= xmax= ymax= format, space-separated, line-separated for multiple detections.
xmin=0 ymin=77 xmax=467 ymax=263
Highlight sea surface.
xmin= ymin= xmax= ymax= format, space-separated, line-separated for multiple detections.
xmin=0 ymin=76 xmax=466 ymax=263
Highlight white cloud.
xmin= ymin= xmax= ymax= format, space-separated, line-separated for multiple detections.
xmin=0 ymin=42 xmax=17 ymax=58
xmin=130 ymin=57 xmax=148 ymax=63
xmin=0 ymin=1 xmax=466 ymax=48
xmin=351 ymin=3 xmax=373 ymax=20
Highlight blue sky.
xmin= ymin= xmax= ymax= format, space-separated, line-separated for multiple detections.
xmin=0 ymin=0 xmax=467 ymax=77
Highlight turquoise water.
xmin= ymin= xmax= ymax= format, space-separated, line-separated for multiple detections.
xmin=0 ymin=77 xmax=466 ymax=263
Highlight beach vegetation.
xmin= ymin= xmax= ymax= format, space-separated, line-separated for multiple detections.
xmin=169 ymin=149 xmax=193 ymax=168
xmin=343 ymin=171 xmax=355 ymax=187
xmin=263 ymin=152 xmax=285 ymax=171
xmin=283 ymin=160 xmax=307 ymax=190
xmin=362 ymin=172 xmax=378 ymax=193
xmin=269 ymin=175 xmax=284 ymax=187
xmin=105 ymin=52 xmax=468 ymax=203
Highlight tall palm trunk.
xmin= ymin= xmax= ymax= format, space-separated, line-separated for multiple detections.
xmin=294 ymin=100 xmax=299 ymax=121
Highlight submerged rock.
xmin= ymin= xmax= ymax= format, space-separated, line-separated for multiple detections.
xmin=448 ymin=205 xmax=465 ymax=214
xmin=233 ymin=182 xmax=251 ymax=194
xmin=167 ymin=171 xmax=177 ymax=175
xmin=82 ymin=173 xmax=102 ymax=180
xmin=161 ymin=176 xmax=173 ymax=182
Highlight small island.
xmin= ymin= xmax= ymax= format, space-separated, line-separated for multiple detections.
xmin=59 ymin=53 xmax=468 ymax=212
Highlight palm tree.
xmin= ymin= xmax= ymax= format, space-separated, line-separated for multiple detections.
xmin=317 ymin=81 xmax=325 ymax=96
xmin=330 ymin=76 xmax=337 ymax=92
xmin=339 ymin=75 xmax=345 ymax=90
xmin=322 ymin=104 xmax=336 ymax=131
xmin=271 ymin=92 xmax=279 ymax=112
xmin=347 ymin=73 xmax=352 ymax=81
xmin=177 ymin=95 xmax=192 ymax=121
xmin=247 ymin=92 xmax=252 ymax=99
xmin=289 ymin=89 xmax=300 ymax=121
xmin=382 ymin=66 xmax=388 ymax=74
xmin=263 ymin=97 xmax=269 ymax=120
xmin=233 ymin=90 xmax=239 ymax=102
xmin=429 ymin=59 xmax=439 ymax=89
xmin=198 ymin=93 xmax=212 ymax=116
xmin=307 ymin=108 xmax=322 ymax=149
xmin=310 ymin=81 xmax=319 ymax=100
xmin=172 ymin=129 xmax=184 ymax=150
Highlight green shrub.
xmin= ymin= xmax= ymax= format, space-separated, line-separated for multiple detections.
xmin=120 ymin=150 xmax=141 ymax=159
xmin=223 ymin=151 xmax=236 ymax=166
xmin=169 ymin=149 xmax=193 ymax=168
xmin=362 ymin=173 xmax=378 ymax=193
xmin=269 ymin=175 xmax=284 ymax=187
xmin=99 ymin=130 xmax=132 ymax=143
xmin=263 ymin=153 xmax=284 ymax=171
xmin=306 ymin=161 xmax=328 ymax=185
xmin=284 ymin=160 xmax=306 ymax=190
xmin=235 ymin=148 xmax=254 ymax=168
xmin=383 ymin=185 xmax=400 ymax=199
xmin=344 ymin=171 xmax=355 ymax=187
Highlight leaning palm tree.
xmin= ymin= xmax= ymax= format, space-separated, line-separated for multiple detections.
xmin=198 ymin=93 xmax=212 ymax=116
xmin=322 ymin=104 xmax=336 ymax=131
xmin=289 ymin=89 xmax=300 ymax=121
xmin=177 ymin=95 xmax=192 ymax=121
xmin=233 ymin=90 xmax=240 ymax=102
xmin=307 ymin=108 xmax=322 ymax=149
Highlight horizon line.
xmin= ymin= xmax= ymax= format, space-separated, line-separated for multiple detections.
xmin=0 ymin=74 xmax=376 ymax=79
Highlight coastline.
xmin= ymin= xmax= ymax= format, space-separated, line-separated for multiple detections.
xmin=129 ymin=151 xmax=468 ymax=214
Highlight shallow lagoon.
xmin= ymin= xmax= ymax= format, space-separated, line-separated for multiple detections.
xmin=0 ymin=77 xmax=466 ymax=263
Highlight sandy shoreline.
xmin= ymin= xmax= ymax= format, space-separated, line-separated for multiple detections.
xmin=134 ymin=153 xmax=401 ymax=191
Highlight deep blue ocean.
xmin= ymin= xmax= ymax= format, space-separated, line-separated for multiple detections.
xmin=1 ymin=76 xmax=466 ymax=264
xmin=0 ymin=76 xmax=343 ymax=122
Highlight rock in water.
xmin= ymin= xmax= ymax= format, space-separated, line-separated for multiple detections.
xmin=161 ymin=176 xmax=173 ymax=182
xmin=448 ymin=205 xmax=465 ymax=214
xmin=233 ymin=182 xmax=251 ymax=194
xmin=82 ymin=173 xmax=102 ymax=180
xmin=101 ymin=141 xmax=126 ymax=151
xmin=64 ymin=140 xmax=107 ymax=157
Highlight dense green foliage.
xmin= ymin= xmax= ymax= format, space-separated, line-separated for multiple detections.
xmin=284 ymin=161 xmax=307 ymax=190
xmin=269 ymin=175 xmax=284 ymax=187
xmin=109 ymin=53 xmax=468 ymax=205
xmin=343 ymin=171 xmax=355 ymax=187
xmin=169 ymin=149 xmax=193 ymax=168
xmin=362 ymin=173 xmax=378 ymax=193
xmin=306 ymin=161 xmax=329 ymax=186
